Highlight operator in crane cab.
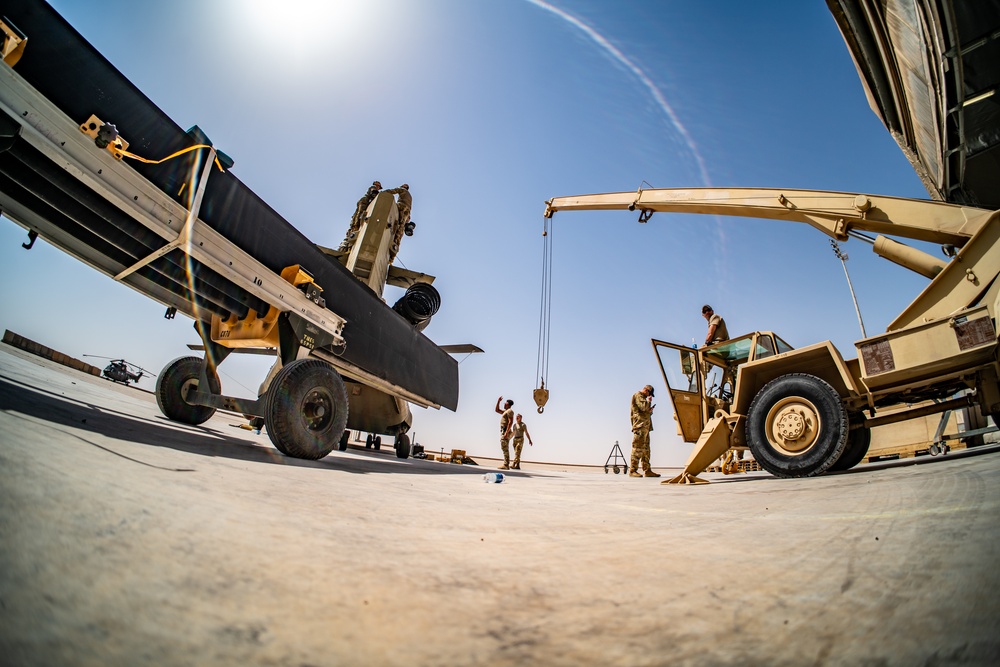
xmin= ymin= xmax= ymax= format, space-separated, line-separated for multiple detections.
xmin=702 ymin=305 xmax=729 ymax=345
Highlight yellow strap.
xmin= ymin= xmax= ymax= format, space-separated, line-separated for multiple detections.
xmin=119 ymin=143 xmax=225 ymax=171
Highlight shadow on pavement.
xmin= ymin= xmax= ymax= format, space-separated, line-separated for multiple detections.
xmin=0 ymin=374 xmax=552 ymax=478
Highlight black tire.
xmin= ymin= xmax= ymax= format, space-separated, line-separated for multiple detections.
xmin=263 ymin=359 xmax=348 ymax=460
xmin=374 ymin=435 xmax=382 ymax=450
xmin=395 ymin=433 xmax=411 ymax=459
xmin=156 ymin=356 xmax=221 ymax=425
xmin=365 ymin=433 xmax=373 ymax=449
xmin=746 ymin=373 xmax=848 ymax=478
xmin=829 ymin=416 xmax=871 ymax=472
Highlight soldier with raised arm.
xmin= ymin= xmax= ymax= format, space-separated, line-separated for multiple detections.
xmin=495 ymin=396 xmax=514 ymax=470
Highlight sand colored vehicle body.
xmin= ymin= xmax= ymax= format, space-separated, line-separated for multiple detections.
xmin=545 ymin=188 xmax=1000 ymax=482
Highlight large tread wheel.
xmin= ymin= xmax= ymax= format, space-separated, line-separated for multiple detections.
xmin=264 ymin=359 xmax=348 ymax=460
xmin=395 ymin=433 xmax=411 ymax=459
xmin=829 ymin=415 xmax=871 ymax=472
xmin=746 ymin=373 xmax=848 ymax=478
xmin=156 ymin=356 xmax=221 ymax=425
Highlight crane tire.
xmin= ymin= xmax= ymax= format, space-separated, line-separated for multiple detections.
xmin=746 ymin=373 xmax=848 ymax=478
xmin=829 ymin=415 xmax=871 ymax=472
xmin=156 ymin=356 xmax=221 ymax=426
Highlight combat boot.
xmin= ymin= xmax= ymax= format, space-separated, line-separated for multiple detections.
xmin=628 ymin=470 xmax=642 ymax=478
xmin=644 ymin=470 xmax=661 ymax=478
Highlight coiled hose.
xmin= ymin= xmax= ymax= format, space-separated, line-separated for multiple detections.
xmin=392 ymin=282 xmax=441 ymax=331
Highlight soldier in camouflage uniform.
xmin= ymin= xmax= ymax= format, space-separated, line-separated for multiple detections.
xmin=340 ymin=181 xmax=382 ymax=252
xmin=510 ymin=414 xmax=533 ymax=470
xmin=494 ymin=396 xmax=514 ymax=470
xmin=629 ymin=384 xmax=660 ymax=477
xmin=385 ymin=183 xmax=411 ymax=261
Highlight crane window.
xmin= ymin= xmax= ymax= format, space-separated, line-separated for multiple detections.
xmin=775 ymin=335 xmax=794 ymax=354
xmin=755 ymin=335 xmax=776 ymax=360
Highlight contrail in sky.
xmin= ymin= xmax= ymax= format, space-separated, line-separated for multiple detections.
xmin=524 ymin=0 xmax=712 ymax=187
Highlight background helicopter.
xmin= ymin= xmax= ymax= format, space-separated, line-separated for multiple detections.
xmin=83 ymin=356 xmax=155 ymax=385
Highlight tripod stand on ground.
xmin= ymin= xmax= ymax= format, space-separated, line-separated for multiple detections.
xmin=604 ymin=441 xmax=629 ymax=474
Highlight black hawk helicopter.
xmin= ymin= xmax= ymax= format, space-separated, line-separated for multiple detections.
xmin=83 ymin=356 xmax=155 ymax=386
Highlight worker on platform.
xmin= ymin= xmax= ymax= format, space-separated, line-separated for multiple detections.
xmin=702 ymin=304 xmax=729 ymax=346
xmin=510 ymin=414 xmax=533 ymax=470
xmin=339 ymin=180 xmax=382 ymax=252
xmin=385 ymin=183 xmax=412 ymax=261
xmin=629 ymin=385 xmax=659 ymax=477
xmin=495 ymin=396 xmax=515 ymax=470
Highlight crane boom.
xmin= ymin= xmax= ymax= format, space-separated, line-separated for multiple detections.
xmin=544 ymin=187 xmax=993 ymax=248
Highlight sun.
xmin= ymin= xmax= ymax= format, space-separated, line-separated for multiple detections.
xmin=229 ymin=0 xmax=374 ymax=63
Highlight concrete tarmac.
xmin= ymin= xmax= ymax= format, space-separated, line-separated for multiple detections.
xmin=1 ymin=345 xmax=998 ymax=666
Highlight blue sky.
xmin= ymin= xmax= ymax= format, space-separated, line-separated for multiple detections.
xmin=0 ymin=0 xmax=934 ymax=467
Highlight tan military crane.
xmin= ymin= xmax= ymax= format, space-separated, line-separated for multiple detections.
xmin=544 ymin=187 xmax=1000 ymax=483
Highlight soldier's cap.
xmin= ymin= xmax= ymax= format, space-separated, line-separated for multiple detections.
xmin=400 ymin=183 xmax=409 ymax=189
xmin=645 ymin=384 xmax=655 ymax=396
xmin=373 ymin=181 xmax=382 ymax=188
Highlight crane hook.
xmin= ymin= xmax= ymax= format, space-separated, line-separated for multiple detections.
xmin=534 ymin=380 xmax=549 ymax=414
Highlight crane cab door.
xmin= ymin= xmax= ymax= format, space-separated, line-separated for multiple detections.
xmin=652 ymin=340 xmax=706 ymax=443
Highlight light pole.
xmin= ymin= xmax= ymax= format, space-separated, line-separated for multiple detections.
xmin=830 ymin=240 xmax=867 ymax=338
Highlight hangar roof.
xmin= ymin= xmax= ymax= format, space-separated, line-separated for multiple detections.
xmin=829 ymin=0 xmax=1000 ymax=208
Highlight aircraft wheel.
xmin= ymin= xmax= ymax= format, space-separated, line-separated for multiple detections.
xmin=746 ymin=373 xmax=848 ymax=478
xmin=156 ymin=356 xmax=220 ymax=425
xmin=829 ymin=416 xmax=871 ymax=471
xmin=365 ymin=433 xmax=373 ymax=449
xmin=264 ymin=359 xmax=348 ymax=460
xmin=338 ymin=430 xmax=350 ymax=451
xmin=374 ymin=435 xmax=382 ymax=450
xmin=395 ymin=433 xmax=411 ymax=459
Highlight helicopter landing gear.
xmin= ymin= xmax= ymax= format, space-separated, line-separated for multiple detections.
xmin=394 ymin=433 xmax=411 ymax=459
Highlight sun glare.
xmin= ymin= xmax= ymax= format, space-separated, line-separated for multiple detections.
xmin=231 ymin=0 xmax=373 ymax=62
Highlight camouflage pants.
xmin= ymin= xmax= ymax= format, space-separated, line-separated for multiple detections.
xmin=389 ymin=205 xmax=411 ymax=260
xmin=631 ymin=427 xmax=651 ymax=473
xmin=500 ymin=435 xmax=511 ymax=466
xmin=512 ymin=437 xmax=525 ymax=466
